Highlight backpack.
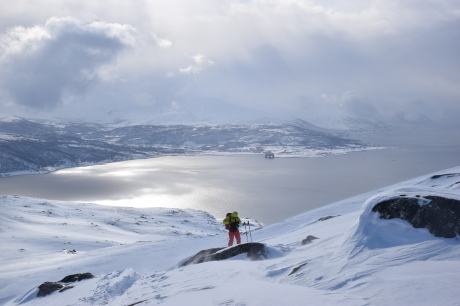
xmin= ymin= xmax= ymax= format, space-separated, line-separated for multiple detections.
xmin=229 ymin=217 xmax=239 ymax=232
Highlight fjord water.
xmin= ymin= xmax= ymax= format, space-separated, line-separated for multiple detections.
xmin=1 ymin=128 xmax=459 ymax=224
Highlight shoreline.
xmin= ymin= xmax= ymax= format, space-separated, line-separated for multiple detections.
xmin=0 ymin=145 xmax=382 ymax=178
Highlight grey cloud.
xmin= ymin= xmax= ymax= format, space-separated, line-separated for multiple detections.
xmin=191 ymin=4 xmax=460 ymax=124
xmin=0 ymin=17 xmax=135 ymax=110
xmin=1 ymin=1 xmax=459 ymax=126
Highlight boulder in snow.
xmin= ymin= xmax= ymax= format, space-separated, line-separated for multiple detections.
xmin=59 ymin=272 xmax=95 ymax=283
xmin=37 ymin=282 xmax=72 ymax=297
xmin=181 ymin=242 xmax=267 ymax=266
xmin=302 ymin=235 xmax=319 ymax=245
xmin=372 ymin=195 xmax=460 ymax=238
xmin=180 ymin=247 xmax=226 ymax=267
xmin=36 ymin=273 xmax=96 ymax=297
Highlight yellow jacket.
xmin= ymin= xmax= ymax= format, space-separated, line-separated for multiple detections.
xmin=223 ymin=212 xmax=241 ymax=232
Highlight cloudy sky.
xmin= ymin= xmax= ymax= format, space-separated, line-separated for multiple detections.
xmin=0 ymin=0 xmax=459 ymax=125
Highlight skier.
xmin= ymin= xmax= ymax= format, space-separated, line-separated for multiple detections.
xmin=223 ymin=211 xmax=242 ymax=246
xmin=224 ymin=213 xmax=231 ymax=230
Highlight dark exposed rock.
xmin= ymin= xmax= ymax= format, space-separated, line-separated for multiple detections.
xmin=37 ymin=282 xmax=68 ymax=297
xmin=180 ymin=247 xmax=225 ymax=267
xmin=302 ymin=235 xmax=319 ymax=245
xmin=207 ymin=243 xmax=267 ymax=261
xmin=372 ymin=196 xmax=460 ymax=238
xmin=181 ymin=243 xmax=267 ymax=266
xmin=36 ymin=273 xmax=96 ymax=297
xmin=288 ymin=263 xmax=308 ymax=276
xmin=318 ymin=215 xmax=339 ymax=221
xmin=127 ymin=300 xmax=148 ymax=306
xmin=59 ymin=273 xmax=95 ymax=283
xmin=431 ymin=173 xmax=460 ymax=180
xmin=37 ymin=282 xmax=63 ymax=297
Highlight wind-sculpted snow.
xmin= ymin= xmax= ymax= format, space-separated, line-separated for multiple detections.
xmin=347 ymin=189 xmax=460 ymax=250
xmin=1 ymin=168 xmax=459 ymax=305
xmin=295 ymin=173 xmax=460 ymax=294
xmin=0 ymin=117 xmax=372 ymax=176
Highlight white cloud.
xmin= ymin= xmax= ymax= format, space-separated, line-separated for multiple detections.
xmin=152 ymin=33 xmax=172 ymax=48
xmin=180 ymin=53 xmax=215 ymax=74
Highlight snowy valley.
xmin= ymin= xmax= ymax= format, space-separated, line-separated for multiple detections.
xmin=1 ymin=167 xmax=459 ymax=305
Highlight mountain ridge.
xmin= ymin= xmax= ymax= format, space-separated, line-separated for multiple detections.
xmin=0 ymin=116 xmax=372 ymax=176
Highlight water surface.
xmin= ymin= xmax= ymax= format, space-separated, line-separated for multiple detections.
xmin=1 ymin=129 xmax=459 ymax=224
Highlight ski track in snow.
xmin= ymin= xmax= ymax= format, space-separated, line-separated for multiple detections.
xmin=1 ymin=167 xmax=460 ymax=305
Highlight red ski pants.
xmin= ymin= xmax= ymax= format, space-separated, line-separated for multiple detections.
xmin=228 ymin=231 xmax=241 ymax=246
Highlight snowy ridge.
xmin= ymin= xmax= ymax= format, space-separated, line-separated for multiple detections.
xmin=1 ymin=167 xmax=460 ymax=305
xmin=0 ymin=117 xmax=372 ymax=176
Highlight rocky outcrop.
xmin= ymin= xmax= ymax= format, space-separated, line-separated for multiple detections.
xmin=288 ymin=263 xmax=308 ymax=276
xmin=180 ymin=247 xmax=226 ymax=267
xmin=318 ymin=216 xmax=339 ymax=222
xmin=59 ymin=272 xmax=95 ymax=283
xmin=302 ymin=235 xmax=319 ymax=245
xmin=430 ymin=173 xmax=460 ymax=180
xmin=37 ymin=282 xmax=72 ymax=297
xmin=181 ymin=243 xmax=267 ymax=266
xmin=37 ymin=273 xmax=96 ymax=297
xmin=372 ymin=195 xmax=460 ymax=238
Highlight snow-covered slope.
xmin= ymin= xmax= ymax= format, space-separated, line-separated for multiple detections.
xmin=1 ymin=167 xmax=459 ymax=305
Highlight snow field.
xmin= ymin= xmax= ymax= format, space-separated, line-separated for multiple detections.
xmin=1 ymin=167 xmax=460 ymax=305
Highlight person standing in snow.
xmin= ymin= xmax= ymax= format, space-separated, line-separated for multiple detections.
xmin=223 ymin=211 xmax=241 ymax=246
xmin=224 ymin=213 xmax=231 ymax=230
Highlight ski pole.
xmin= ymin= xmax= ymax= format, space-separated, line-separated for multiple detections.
xmin=243 ymin=222 xmax=249 ymax=243
xmin=248 ymin=222 xmax=252 ymax=242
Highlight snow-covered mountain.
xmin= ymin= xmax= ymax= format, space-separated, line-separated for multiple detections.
xmin=1 ymin=167 xmax=459 ymax=305
xmin=0 ymin=117 xmax=370 ymax=176
xmin=98 ymin=97 xmax=440 ymax=131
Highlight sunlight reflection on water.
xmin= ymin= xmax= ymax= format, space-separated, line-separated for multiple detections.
xmin=1 ymin=129 xmax=459 ymax=224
